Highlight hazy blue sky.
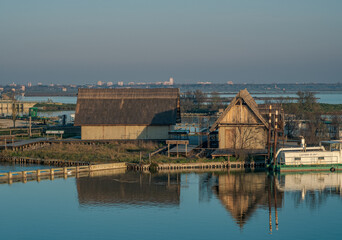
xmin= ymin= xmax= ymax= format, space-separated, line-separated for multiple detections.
xmin=1 ymin=0 xmax=342 ymax=85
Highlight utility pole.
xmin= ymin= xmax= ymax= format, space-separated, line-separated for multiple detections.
xmin=11 ymin=92 xmax=17 ymax=129
xmin=273 ymin=110 xmax=278 ymax=166
xmin=29 ymin=116 xmax=32 ymax=137
xmin=267 ymin=105 xmax=272 ymax=161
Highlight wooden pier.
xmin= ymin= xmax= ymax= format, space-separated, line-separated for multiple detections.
xmin=128 ymin=161 xmax=266 ymax=171
xmin=1 ymin=156 xmax=89 ymax=166
xmin=0 ymin=163 xmax=127 ymax=184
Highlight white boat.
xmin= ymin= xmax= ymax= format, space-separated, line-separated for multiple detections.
xmin=273 ymin=138 xmax=342 ymax=172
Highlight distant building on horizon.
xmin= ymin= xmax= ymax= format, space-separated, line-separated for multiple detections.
xmin=163 ymin=77 xmax=174 ymax=85
xmin=197 ymin=82 xmax=212 ymax=85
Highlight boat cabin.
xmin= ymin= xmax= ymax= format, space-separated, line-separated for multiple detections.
xmin=320 ymin=140 xmax=342 ymax=151
xmin=276 ymin=140 xmax=342 ymax=166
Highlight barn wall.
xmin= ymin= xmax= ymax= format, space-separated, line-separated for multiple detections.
xmin=0 ymin=101 xmax=36 ymax=116
xmin=218 ymin=126 xmax=267 ymax=149
xmin=81 ymin=125 xmax=173 ymax=140
xmin=221 ymin=104 xmax=259 ymax=124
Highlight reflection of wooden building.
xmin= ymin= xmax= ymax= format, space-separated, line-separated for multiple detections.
xmin=74 ymin=88 xmax=181 ymax=140
xmin=213 ymin=173 xmax=283 ymax=228
xmin=76 ymin=172 xmax=180 ymax=206
xmin=210 ymin=89 xmax=284 ymax=150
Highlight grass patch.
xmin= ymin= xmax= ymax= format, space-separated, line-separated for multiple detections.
xmin=0 ymin=141 xmax=233 ymax=164
xmin=0 ymin=142 xmax=162 ymax=164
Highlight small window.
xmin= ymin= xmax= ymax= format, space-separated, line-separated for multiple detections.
xmin=318 ymin=157 xmax=324 ymax=160
xmin=295 ymin=157 xmax=301 ymax=161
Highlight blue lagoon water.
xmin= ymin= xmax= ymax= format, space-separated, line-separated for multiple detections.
xmin=0 ymin=162 xmax=52 ymax=173
xmin=20 ymin=92 xmax=342 ymax=104
xmin=0 ymin=169 xmax=341 ymax=240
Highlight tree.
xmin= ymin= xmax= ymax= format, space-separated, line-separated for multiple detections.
xmin=11 ymin=92 xmax=17 ymax=128
xmin=331 ymin=114 xmax=342 ymax=139
xmin=210 ymin=91 xmax=223 ymax=111
xmin=194 ymin=90 xmax=206 ymax=109
xmin=230 ymin=124 xmax=265 ymax=161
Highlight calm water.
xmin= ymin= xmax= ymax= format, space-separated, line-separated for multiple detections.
xmin=20 ymin=92 xmax=342 ymax=104
xmin=220 ymin=92 xmax=342 ymax=104
xmin=0 ymin=162 xmax=52 ymax=173
xmin=0 ymin=167 xmax=341 ymax=240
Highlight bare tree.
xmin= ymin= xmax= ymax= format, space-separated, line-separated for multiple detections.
xmin=231 ymin=126 xmax=264 ymax=161
xmin=11 ymin=92 xmax=17 ymax=128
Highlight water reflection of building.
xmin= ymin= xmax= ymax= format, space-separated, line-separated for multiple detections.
xmin=76 ymin=171 xmax=180 ymax=206
xmin=213 ymin=173 xmax=283 ymax=230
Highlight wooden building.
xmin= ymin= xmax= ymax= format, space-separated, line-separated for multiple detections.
xmin=210 ymin=89 xmax=269 ymax=149
xmin=74 ymin=88 xmax=181 ymax=140
xmin=210 ymin=89 xmax=283 ymax=150
xmin=0 ymin=100 xmax=36 ymax=117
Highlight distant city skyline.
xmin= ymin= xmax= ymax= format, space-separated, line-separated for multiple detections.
xmin=1 ymin=0 xmax=342 ymax=85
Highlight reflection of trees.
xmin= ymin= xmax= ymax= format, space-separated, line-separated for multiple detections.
xmin=199 ymin=173 xmax=216 ymax=202
xmin=292 ymin=189 xmax=341 ymax=209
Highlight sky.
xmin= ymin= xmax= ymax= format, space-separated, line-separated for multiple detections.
xmin=1 ymin=0 xmax=342 ymax=85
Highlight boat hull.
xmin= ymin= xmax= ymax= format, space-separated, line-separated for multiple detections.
xmin=273 ymin=164 xmax=342 ymax=172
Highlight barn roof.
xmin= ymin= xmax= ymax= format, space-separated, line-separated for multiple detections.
xmin=210 ymin=89 xmax=269 ymax=131
xmin=74 ymin=88 xmax=180 ymax=126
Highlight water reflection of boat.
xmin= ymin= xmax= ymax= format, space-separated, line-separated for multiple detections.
xmin=76 ymin=172 xmax=180 ymax=206
xmin=276 ymin=172 xmax=342 ymax=198
xmin=212 ymin=173 xmax=283 ymax=230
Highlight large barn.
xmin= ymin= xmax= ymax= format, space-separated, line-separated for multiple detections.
xmin=74 ymin=88 xmax=181 ymax=140
xmin=210 ymin=89 xmax=270 ymax=150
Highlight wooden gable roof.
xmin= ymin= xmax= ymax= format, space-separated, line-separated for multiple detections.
xmin=74 ymin=88 xmax=181 ymax=126
xmin=210 ymin=89 xmax=269 ymax=131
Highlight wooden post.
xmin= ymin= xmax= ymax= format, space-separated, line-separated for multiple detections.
xmin=273 ymin=110 xmax=278 ymax=165
xmin=268 ymin=180 xmax=272 ymax=233
xmin=207 ymin=133 xmax=210 ymax=148
xmin=139 ymin=151 xmax=142 ymax=165
xmin=168 ymin=144 xmax=170 ymax=158
xmin=176 ymin=143 xmax=179 ymax=158
xmin=185 ymin=143 xmax=188 ymax=157
xmin=207 ymin=117 xmax=210 ymax=148
xmin=29 ymin=116 xmax=32 ymax=137
xmin=168 ymin=173 xmax=170 ymax=187
xmin=267 ymin=105 xmax=272 ymax=161
xmin=274 ymin=176 xmax=279 ymax=230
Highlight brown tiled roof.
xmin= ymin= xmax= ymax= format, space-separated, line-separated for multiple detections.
xmin=74 ymin=88 xmax=180 ymax=126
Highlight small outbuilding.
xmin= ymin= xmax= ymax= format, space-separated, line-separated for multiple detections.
xmin=210 ymin=89 xmax=269 ymax=150
xmin=74 ymin=88 xmax=181 ymax=140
